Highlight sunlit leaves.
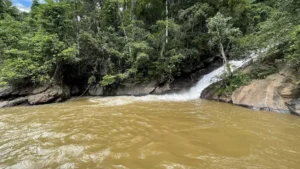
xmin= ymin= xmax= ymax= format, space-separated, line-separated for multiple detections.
xmin=208 ymin=12 xmax=242 ymax=55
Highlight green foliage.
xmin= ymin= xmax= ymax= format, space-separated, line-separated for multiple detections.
xmin=207 ymin=12 xmax=242 ymax=75
xmin=286 ymin=26 xmax=300 ymax=68
xmin=249 ymin=63 xmax=278 ymax=79
xmin=100 ymin=75 xmax=117 ymax=87
xmin=0 ymin=0 xmax=20 ymax=19
xmin=1 ymin=30 xmax=78 ymax=85
xmin=0 ymin=0 xmax=299 ymax=91
xmin=118 ymin=73 xmax=129 ymax=80
xmin=208 ymin=12 xmax=242 ymax=56
xmin=0 ymin=15 xmax=28 ymax=56
xmin=215 ymin=59 xmax=278 ymax=95
xmin=88 ymin=75 xmax=96 ymax=85
xmin=0 ymin=81 xmax=8 ymax=87
xmin=216 ymin=72 xmax=251 ymax=95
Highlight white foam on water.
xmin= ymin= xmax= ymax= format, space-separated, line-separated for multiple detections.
xmin=89 ymin=49 xmax=267 ymax=106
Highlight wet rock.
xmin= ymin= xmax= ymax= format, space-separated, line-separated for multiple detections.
xmin=88 ymin=85 xmax=103 ymax=96
xmin=0 ymin=101 xmax=9 ymax=108
xmin=18 ymin=86 xmax=35 ymax=96
xmin=0 ymin=97 xmax=28 ymax=108
xmin=170 ymin=61 xmax=223 ymax=93
xmin=286 ymin=99 xmax=300 ymax=116
xmin=32 ymin=85 xmax=50 ymax=95
xmin=153 ymin=83 xmax=171 ymax=94
xmin=55 ymin=85 xmax=70 ymax=102
xmin=9 ymin=86 xmax=35 ymax=96
xmin=232 ymin=69 xmax=297 ymax=113
xmin=0 ymin=86 xmax=15 ymax=99
xmin=200 ymin=83 xmax=232 ymax=103
xmin=28 ymin=85 xmax=70 ymax=105
xmin=201 ymin=66 xmax=298 ymax=114
xmin=116 ymin=82 xmax=156 ymax=96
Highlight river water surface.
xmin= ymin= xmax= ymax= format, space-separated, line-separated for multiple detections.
xmin=1 ymin=97 xmax=300 ymax=169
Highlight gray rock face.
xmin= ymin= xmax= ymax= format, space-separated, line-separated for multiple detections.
xmin=0 ymin=84 xmax=70 ymax=107
xmin=201 ymin=83 xmax=232 ymax=103
xmin=32 ymin=85 xmax=50 ymax=95
xmin=152 ymin=84 xmax=171 ymax=94
xmin=88 ymin=85 xmax=103 ymax=96
xmin=201 ymin=66 xmax=298 ymax=114
xmin=0 ymin=97 xmax=28 ymax=108
xmin=231 ymin=71 xmax=296 ymax=113
xmin=18 ymin=87 xmax=35 ymax=96
xmin=286 ymin=99 xmax=300 ymax=116
xmin=116 ymin=82 xmax=156 ymax=96
xmin=0 ymin=101 xmax=9 ymax=108
xmin=0 ymin=86 xmax=15 ymax=99
xmin=28 ymin=85 xmax=70 ymax=105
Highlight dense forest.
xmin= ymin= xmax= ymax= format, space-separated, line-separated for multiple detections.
xmin=0 ymin=0 xmax=299 ymax=92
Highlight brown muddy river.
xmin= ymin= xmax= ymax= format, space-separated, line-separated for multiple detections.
xmin=1 ymin=97 xmax=300 ymax=169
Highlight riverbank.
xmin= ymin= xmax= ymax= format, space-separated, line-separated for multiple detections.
xmin=1 ymin=82 xmax=299 ymax=116
xmin=201 ymin=63 xmax=300 ymax=116
xmin=0 ymin=57 xmax=222 ymax=108
xmin=1 ymin=59 xmax=299 ymax=116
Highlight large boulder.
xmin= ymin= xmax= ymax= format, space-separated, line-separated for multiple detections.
xmin=12 ymin=86 xmax=37 ymax=96
xmin=0 ymin=97 xmax=28 ymax=108
xmin=152 ymin=83 xmax=171 ymax=94
xmin=201 ymin=83 xmax=232 ymax=103
xmin=231 ymin=68 xmax=297 ymax=113
xmin=18 ymin=87 xmax=34 ymax=96
xmin=31 ymin=85 xmax=50 ymax=95
xmin=286 ymin=99 xmax=300 ymax=116
xmin=88 ymin=85 xmax=103 ymax=96
xmin=201 ymin=66 xmax=299 ymax=114
xmin=116 ymin=82 xmax=157 ymax=96
xmin=0 ymin=86 xmax=15 ymax=99
xmin=28 ymin=85 xmax=70 ymax=105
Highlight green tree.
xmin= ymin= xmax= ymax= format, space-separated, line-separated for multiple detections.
xmin=208 ymin=12 xmax=242 ymax=75
xmin=286 ymin=26 xmax=300 ymax=71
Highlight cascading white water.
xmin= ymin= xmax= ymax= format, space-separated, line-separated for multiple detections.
xmin=89 ymin=49 xmax=266 ymax=106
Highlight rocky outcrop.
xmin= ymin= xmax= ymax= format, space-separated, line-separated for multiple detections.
xmin=201 ymin=66 xmax=299 ymax=114
xmin=151 ymin=60 xmax=223 ymax=95
xmin=116 ymin=82 xmax=157 ymax=96
xmin=0 ymin=97 xmax=28 ymax=108
xmin=0 ymin=85 xmax=50 ymax=99
xmin=152 ymin=83 xmax=171 ymax=94
xmin=0 ymin=84 xmax=70 ymax=108
xmin=112 ymin=61 xmax=221 ymax=96
xmin=201 ymin=84 xmax=232 ymax=103
xmin=32 ymin=85 xmax=50 ymax=95
xmin=88 ymin=85 xmax=103 ymax=96
xmin=232 ymin=68 xmax=297 ymax=113
xmin=83 ymin=56 xmax=223 ymax=96
xmin=28 ymin=85 xmax=70 ymax=105
xmin=0 ymin=86 xmax=15 ymax=99
xmin=286 ymin=99 xmax=300 ymax=116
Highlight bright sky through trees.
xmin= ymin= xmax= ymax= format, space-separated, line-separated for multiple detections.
xmin=12 ymin=0 xmax=32 ymax=12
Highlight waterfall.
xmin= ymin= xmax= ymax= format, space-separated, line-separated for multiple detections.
xmin=89 ymin=49 xmax=266 ymax=106
xmin=138 ymin=59 xmax=254 ymax=102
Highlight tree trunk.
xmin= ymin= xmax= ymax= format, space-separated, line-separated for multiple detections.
xmin=219 ymin=42 xmax=232 ymax=76
xmin=130 ymin=0 xmax=135 ymax=21
xmin=165 ymin=0 xmax=168 ymax=44
xmin=52 ymin=62 xmax=63 ymax=85
xmin=74 ymin=0 xmax=80 ymax=53
xmin=117 ymin=0 xmax=131 ymax=57
xmin=160 ymin=41 xmax=166 ymax=58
